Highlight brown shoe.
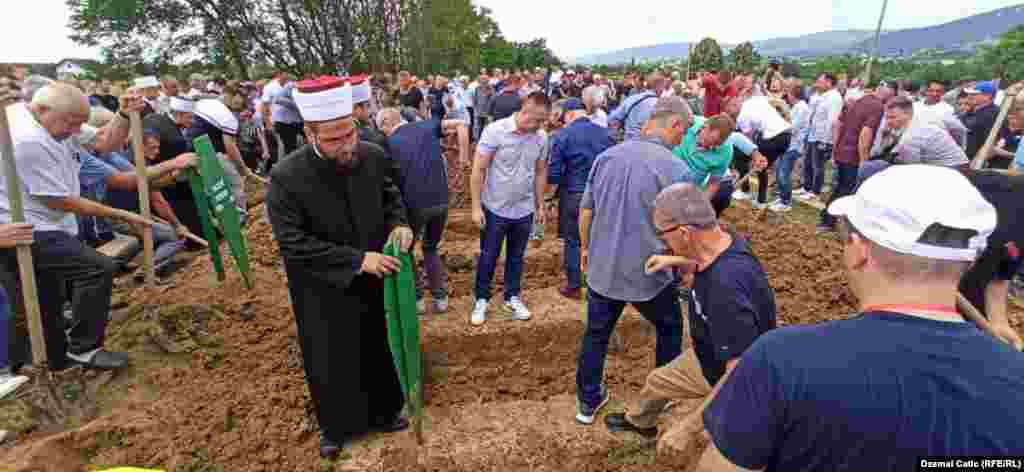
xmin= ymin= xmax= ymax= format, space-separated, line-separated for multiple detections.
xmin=559 ymin=286 xmax=582 ymax=300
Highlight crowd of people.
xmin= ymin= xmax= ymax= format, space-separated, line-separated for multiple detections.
xmin=0 ymin=58 xmax=1023 ymax=469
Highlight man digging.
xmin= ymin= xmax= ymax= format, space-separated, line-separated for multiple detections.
xmin=603 ymin=183 xmax=776 ymax=460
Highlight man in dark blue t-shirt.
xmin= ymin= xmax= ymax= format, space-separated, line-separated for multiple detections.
xmin=604 ymin=183 xmax=776 ymax=457
xmin=378 ymin=108 xmax=469 ymax=315
xmin=702 ymin=165 xmax=1024 ymax=472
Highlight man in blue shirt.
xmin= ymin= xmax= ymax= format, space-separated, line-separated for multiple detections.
xmin=701 ymin=165 xmax=1024 ymax=471
xmin=609 ymin=73 xmax=666 ymax=141
xmin=575 ymin=97 xmax=692 ymax=425
xmin=546 ymin=98 xmax=614 ymax=300
xmin=604 ymin=183 xmax=776 ymax=459
xmin=377 ymin=108 xmax=469 ymax=315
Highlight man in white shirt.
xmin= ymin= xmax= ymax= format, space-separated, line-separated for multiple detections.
xmin=800 ymin=73 xmax=844 ymax=202
xmin=261 ymin=70 xmax=303 ymax=160
xmin=726 ymin=95 xmax=792 ymax=207
xmin=917 ymin=80 xmax=958 ymax=123
xmin=0 ymin=81 xmax=152 ymax=371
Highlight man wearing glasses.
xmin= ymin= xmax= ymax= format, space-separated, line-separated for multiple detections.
xmin=602 ymin=182 xmax=776 ymax=461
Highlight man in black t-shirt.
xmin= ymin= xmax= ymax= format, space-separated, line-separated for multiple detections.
xmin=427 ymin=76 xmax=447 ymax=121
xmin=488 ymin=75 xmax=522 ymax=122
xmin=604 ymin=183 xmax=776 ymax=458
xmin=397 ymin=71 xmax=425 ymax=117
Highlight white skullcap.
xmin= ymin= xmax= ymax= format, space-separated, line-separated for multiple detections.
xmin=132 ymin=76 xmax=160 ymax=90
xmin=169 ymin=97 xmax=195 ymax=113
xmin=294 ymin=77 xmax=353 ymax=122
xmin=349 ymin=75 xmax=371 ymax=105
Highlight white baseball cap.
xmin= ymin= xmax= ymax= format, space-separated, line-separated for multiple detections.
xmin=827 ymin=165 xmax=996 ymax=261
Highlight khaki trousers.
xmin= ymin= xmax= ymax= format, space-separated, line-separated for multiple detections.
xmin=626 ymin=348 xmax=711 ymax=430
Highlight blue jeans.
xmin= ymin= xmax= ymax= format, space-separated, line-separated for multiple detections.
xmin=820 ymin=162 xmax=860 ymax=228
xmin=475 ymin=208 xmax=533 ymax=301
xmin=559 ymin=192 xmax=584 ymax=290
xmin=775 ymin=149 xmax=802 ymax=204
xmin=806 ymin=143 xmax=832 ymax=195
xmin=576 ymin=284 xmax=683 ymax=408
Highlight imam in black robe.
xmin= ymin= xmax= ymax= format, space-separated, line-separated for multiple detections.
xmin=266 ymin=141 xmax=407 ymax=442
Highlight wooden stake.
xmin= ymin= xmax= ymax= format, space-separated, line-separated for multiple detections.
xmin=129 ymin=112 xmax=155 ymax=288
xmin=152 ymin=216 xmax=209 ymax=248
xmin=0 ymin=102 xmax=48 ymax=369
xmin=956 ymin=293 xmax=1013 ymax=348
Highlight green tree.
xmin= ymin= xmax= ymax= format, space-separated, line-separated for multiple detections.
xmin=979 ymin=25 xmax=1024 ymax=81
xmin=728 ymin=41 xmax=760 ymax=73
xmin=690 ymin=37 xmax=723 ymax=72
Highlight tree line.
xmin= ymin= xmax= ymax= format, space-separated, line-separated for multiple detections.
xmin=584 ymin=26 xmax=1024 ymax=85
xmin=67 ymin=0 xmax=562 ymax=80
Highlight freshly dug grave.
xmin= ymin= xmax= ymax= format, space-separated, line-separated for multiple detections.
xmin=1 ymin=188 xmax=1020 ymax=471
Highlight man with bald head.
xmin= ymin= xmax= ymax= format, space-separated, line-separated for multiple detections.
xmin=0 ymin=80 xmax=151 ymax=371
xmin=377 ymin=107 xmax=469 ymax=314
xmin=604 ymin=183 xmax=776 ymax=460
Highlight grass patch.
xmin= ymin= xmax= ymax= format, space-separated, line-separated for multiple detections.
xmin=606 ymin=436 xmax=657 ymax=466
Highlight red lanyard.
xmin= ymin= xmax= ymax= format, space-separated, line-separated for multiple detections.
xmin=862 ymin=304 xmax=960 ymax=318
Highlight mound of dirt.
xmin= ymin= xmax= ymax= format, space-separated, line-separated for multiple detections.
xmin=1 ymin=196 xmax=1017 ymax=471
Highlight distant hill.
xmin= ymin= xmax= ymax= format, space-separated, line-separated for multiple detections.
xmin=574 ymin=4 xmax=1024 ymax=65
xmin=850 ymin=4 xmax=1024 ymax=56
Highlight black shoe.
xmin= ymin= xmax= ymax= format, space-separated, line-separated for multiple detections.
xmin=605 ymin=413 xmax=658 ymax=438
xmin=373 ymin=416 xmax=410 ymax=433
xmin=67 ymin=349 xmax=129 ymax=371
xmin=319 ymin=436 xmax=343 ymax=459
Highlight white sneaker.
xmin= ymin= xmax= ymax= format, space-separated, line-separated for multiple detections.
xmin=470 ymin=299 xmax=488 ymax=326
xmin=731 ymin=190 xmax=751 ymax=201
xmin=416 ymin=299 xmax=427 ymax=315
xmin=769 ymin=202 xmax=792 ymax=213
xmin=0 ymin=373 xmax=29 ymax=400
xmin=504 ymin=297 xmax=531 ymax=321
xmin=434 ymin=297 xmax=450 ymax=314
xmin=798 ymin=192 xmax=818 ymax=201
xmin=752 ymin=201 xmax=768 ymax=210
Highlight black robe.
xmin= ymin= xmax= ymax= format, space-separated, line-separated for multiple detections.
xmin=266 ymin=142 xmax=407 ymax=442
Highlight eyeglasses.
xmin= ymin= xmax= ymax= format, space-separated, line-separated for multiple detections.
xmin=655 ymin=225 xmax=682 ymax=238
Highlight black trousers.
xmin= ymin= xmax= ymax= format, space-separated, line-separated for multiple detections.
xmin=2 ymin=231 xmax=116 ymax=370
xmin=274 ymin=122 xmax=304 ymax=157
xmin=753 ymin=132 xmax=792 ymax=203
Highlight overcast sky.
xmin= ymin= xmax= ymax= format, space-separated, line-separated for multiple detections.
xmin=1 ymin=0 xmax=1021 ymax=63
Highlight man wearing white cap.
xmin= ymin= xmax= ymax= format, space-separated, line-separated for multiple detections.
xmin=349 ymin=75 xmax=389 ymax=151
xmin=699 ymin=165 xmax=1024 ymax=471
xmin=131 ymin=76 xmax=161 ymax=116
xmin=266 ymin=76 xmax=413 ymax=459
xmin=144 ymin=96 xmax=209 ymax=245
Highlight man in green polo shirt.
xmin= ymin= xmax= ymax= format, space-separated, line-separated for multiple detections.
xmin=671 ymin=114 xmax=766 ymax=215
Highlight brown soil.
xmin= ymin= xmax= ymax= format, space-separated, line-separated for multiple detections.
xmin=1 ymin=170 xmax=1020 ymax=471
